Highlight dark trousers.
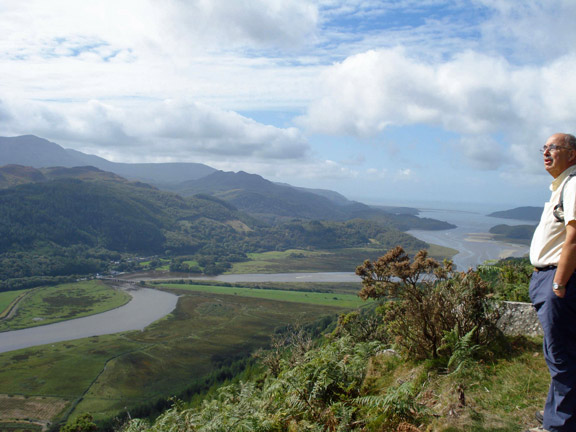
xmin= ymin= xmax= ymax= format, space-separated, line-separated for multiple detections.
xmin=530 ymin=268 xmax=576 ymax=431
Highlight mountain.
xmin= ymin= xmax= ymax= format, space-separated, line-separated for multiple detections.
xmin=0 ymin=168 xmax=434 ymax=286
xmin=0 ymin=135 xmax=86 ymax=167
xmin=0 ymin=135 xmax=452 ymax=229
xmin=0 ymin=164 xmax=142 ymax=188
xmin=0 ymin=170 xmax=256 ymax=256
xmin=487 ymin=206 xmax=543 ymax=221
xmin=0 ymin=135 xmax=420 ymax=216
xmin=0 ymin=135 xmax=217 ymax=185
xmin=276 ymin=183 xmax=355 ymax=206
xmin=172 ymin=170 xmax=388 ymax=221
xmin=170 ymin=170 xmax=455 ymax=231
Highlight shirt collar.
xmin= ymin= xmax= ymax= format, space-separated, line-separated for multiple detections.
xmin=551 ymin=165 xmax=576 ymax=191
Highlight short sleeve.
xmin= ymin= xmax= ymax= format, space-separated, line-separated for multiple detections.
xmin=563 ymin=176 xmax=576 ymax=224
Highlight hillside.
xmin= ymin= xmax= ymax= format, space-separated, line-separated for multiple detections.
xmin=0 ymin=167 xmax=433 ymax=286
xmin=0 ymin=135 xmax=435 ymax=223
xmin=489 ymin=223 xmax=536 ymax=245
xmin=487 ymin=206 xmax=543 ymax=221
xmin=0 ymin=135 xmax=216 ymax=185
xmin=111 ymin=254 xmax=547 ymax=432
xmin=171 ymin=170 xmax=370 ymax=220
xmin=0 ymin=168 xmax=258 ymax=254
xmin=171 ymin=170 xmax=456 ymax=230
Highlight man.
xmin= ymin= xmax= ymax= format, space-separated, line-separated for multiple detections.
xmin=529 ymin=133 xmax=576 ymax=432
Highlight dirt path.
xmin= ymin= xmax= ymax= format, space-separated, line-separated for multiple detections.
xmin=0 ymin=290 xmax=32 ymax=322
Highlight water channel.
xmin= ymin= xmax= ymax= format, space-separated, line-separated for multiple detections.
xmin=408 ymin=207 xmax=531 ymax=271
xmin=0 ymin=205 xmax=533 ymax=354
xmin=0 ymin=287 xmax=179 ymax=354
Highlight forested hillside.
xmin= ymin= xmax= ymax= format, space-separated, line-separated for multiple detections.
xmin=170 ymin=170 xmax=456 ymax=229
xmin=487 ymin=206 xmax=542 ymax=221
xmin=0 ymin=166 xmax=432 ymax=289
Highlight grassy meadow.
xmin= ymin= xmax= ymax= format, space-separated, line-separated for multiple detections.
xmin=229 ymin=245 xmax=457 ymax=274
xmin=0 ymin=282 xmax=354 ymax=428
xmin=156 ymin=282 xmax=368 ymax=309
xmin=0 ymin=281 xmax=131 ymax=331
xmin=0 ymin=290 xmax=29 ymax=319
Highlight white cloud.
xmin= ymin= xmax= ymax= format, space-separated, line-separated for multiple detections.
xmin=300 ymin=47 xmax=576 ymax=171
xmin=0 ymin=98 xmax=310 ymax=162
xmin=1 ymin=0 xmax=575 ymax=206
xmin=0 ymin=0 xmax=319 ymax=63
xmin=165 ymin=0 xmax=319 ymax=50
xmin=475 ymin=0 xmax=576 ymax=63
xmin=454 ymin=135 xmax=505 ymax=170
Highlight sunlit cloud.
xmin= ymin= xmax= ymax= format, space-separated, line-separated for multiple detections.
xmin=1 ymin=0 xmax=575 ymax=205
xmin=0 ymin=98 xmax=309 ymax=163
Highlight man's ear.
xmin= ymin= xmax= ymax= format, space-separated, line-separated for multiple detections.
xmin=570 ymin=150 xmax=576 ymax=163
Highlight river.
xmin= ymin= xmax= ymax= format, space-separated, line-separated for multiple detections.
xmin=0 ymin=206 xmax=532 ymax=354
xmin=130 ymin=206 xmax=532 ymax=283
xmin=0 ymin=287 xmax=178 ymax=354
xmin=408 ymin=207 xmax=531 ymax=271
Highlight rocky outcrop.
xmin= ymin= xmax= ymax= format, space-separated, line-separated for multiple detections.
xmin=496 ymin=301 xmax=542 ymax=337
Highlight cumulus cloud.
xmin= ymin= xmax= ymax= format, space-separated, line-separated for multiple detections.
xmin=300 ymin=47 xmax=576 ymax=170
xmin=0 ymin=0 xmax=319 ymax=64
xmin=454 ymin=135 xmax=505 ymax=170
xmin=0 ymin=98 xmax=310 ymax=162
xmin=165 ymin=0 xmax=319 ymax=50
xmin=476 ymin=0 xmax=576 ymax=63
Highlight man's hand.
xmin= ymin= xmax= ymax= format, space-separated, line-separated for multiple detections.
xmin=554 ymin=221 xmax=576 ymax=298
xmin=554 ymin=284 xmax=567 ymax=298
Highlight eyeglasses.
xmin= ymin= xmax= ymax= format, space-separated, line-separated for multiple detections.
xmin=540 ymin=144 xmax=574 ymax=153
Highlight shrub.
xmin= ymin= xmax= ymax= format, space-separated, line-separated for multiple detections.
xmin=477 ymin=257 xmax=532 ymax=302
xmin=355 ymin=246 xmax=500 ymax=360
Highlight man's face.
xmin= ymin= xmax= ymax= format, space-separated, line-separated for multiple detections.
xmin=543 ymin=134 xmax=576 ymax=178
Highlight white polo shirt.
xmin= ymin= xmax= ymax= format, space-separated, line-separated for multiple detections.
xmin=530 ymin=165 xmax=576 ymax=267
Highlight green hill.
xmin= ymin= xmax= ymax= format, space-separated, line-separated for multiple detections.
xmin=489 ymin=223 xmax=536 ymax=245
xmin=171 ymin=170 xmax=456 ymax=231
xmin=0 ymin=166 xmax=436 ymax=286
xmin=488 ymin=206 xmax=543 ymax=221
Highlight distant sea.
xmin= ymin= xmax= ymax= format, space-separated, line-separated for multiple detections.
xmin=408 ymin=206 xmax=532 ymax=271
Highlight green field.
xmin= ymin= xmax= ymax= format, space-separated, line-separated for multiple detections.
xmin=0 ymin=285 xmax=351 ymax=427
xmin=0 ymin=281 xmax=131 ymax=331
xmin=158 ymin=283 xmax=368 ymax=309
xmin=0 ymin=291 xmax=29 ymax=319
xmin=0 ymin=243 xmax=454 ymax=429
xmin=229 ymin=281 xmax=362 ymax=295
xmin=229 ymin=245 xmax=457 ymax=274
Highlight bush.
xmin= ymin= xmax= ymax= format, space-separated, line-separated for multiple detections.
xmin=355 ymin=246 xmax=500 ymax=360
xmin=477 ymin=257 xmax=532 ymax=302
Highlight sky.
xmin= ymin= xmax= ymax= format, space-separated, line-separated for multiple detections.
xmin=1 ymin=0 xmax=576 ymax=211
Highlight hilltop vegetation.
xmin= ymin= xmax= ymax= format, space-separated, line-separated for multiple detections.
xmin=117 ymin=250 xmax=546 ymax=432
xmin=488 ymin=224 xmax=536 ymax=246
xmin=167 ymin=170 xmax=456 ymax=229
xmin=0 ymin=165 xmax=452 ymax=290
xmin=487 ymin=206 xmax=542 ymax=221
xmin=0 ymin=135 xmax=453 ymax=227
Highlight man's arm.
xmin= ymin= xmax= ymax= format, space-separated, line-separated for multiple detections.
xmin=553 ymin=220 xmax=576 ymax=298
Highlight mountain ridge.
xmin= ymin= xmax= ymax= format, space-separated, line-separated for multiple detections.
xmin=0 ymin=135 xmax=425 ymax=221
xmin=0 ymin=135 xmax=217 ymax=185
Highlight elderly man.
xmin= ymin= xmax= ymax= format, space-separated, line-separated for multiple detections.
xmin=529 ymin=133 xmax=576 ymax=432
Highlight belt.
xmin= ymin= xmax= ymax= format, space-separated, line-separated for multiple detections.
xmin=534 ymin=265 xmax=557 ymax=272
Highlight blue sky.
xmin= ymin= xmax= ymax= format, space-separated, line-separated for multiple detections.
xmin=1 ymin=1 xmax=576 ymax=211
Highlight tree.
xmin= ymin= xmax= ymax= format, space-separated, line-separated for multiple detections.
xmin=60 ymin=413 xmax=97 ymax=432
